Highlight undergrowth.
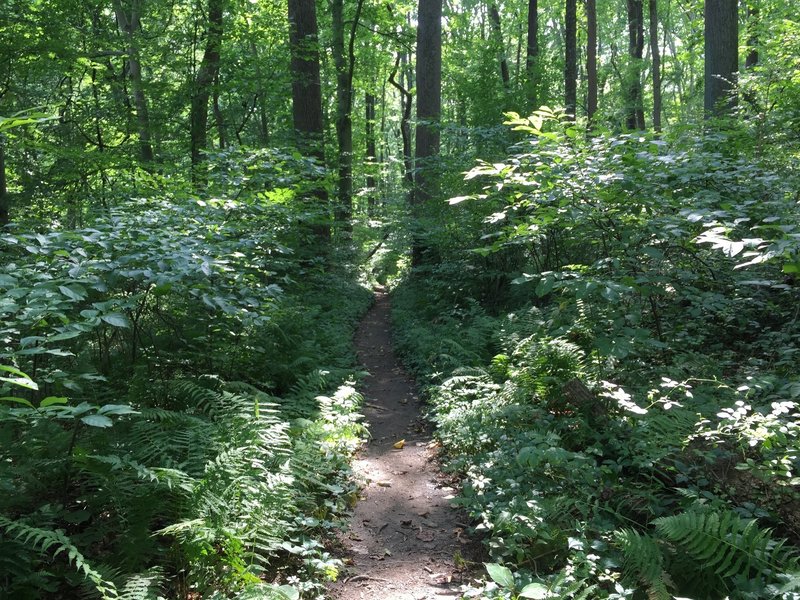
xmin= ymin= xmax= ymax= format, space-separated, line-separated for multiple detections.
xmin=0 ymin=150 xmax=373 ymax=598
xmin=391 ymin=112 xmax=800 ymax=599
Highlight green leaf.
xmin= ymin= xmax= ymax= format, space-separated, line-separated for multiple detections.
xmin=275 ymin=585 xmax=300 ymax=600
xmin=519 ymin=583 xmax=550 ymax=599
xmin=81 ymin=414 xmax=114 ymax=428
xmin=97 ymin=404 xmax=137 ymax=416
xmin=49 ymin=330 xmax=82 ymax=342
xmin=0 ymin=365 xmax=31 ymax=379
xmin=783 ymin=262 xmax=800 ymax=274
xmin=40 ymin=396 xmax=68 ymax=408
xmin=485 ymin=563 xmax=515 ymax=589
xmin=58 ymin=285 xmax=87 ymax=301
xmin=100 ymin=313 xmax=129 ymax=328
xmin=0 ymin=374 xmax=39 ymax=390
xmin=535 ymin=277 xmax=554 ymax=297
xmin=0 ymin=396 xmax=35 ymax=408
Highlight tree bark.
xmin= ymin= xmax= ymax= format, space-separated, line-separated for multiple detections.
xmin=625 ymin=0 xmax=645 ymax=129
xmin=526 ymin=0 xmax=539 ymax=108
xmin=365 ymin=91 xmax=377 ymax=214
xmin=564 ymin=0 xmax=577 ymax=118
xmin=190 ymin=0 xmax=223 ymax=186
xmin=586 ymin=0 xmax=598 ymax=122
xmin=488 ymin=4 xmax=510 ymax=88
xmin=288 ymin=0 xmax=329 ymax=241
xmin=332 ymin=0 xmax=365 ymax=231
xmin=414 ymin=0 xmax=442 ymax=265
xmin=704 ymin=0 xmax=738 ymax=116
xmin=212 ymin=74 xmax=226 ymax=148
xmin=388 ymin=55 xmax=413 ymax=192
xmin=0 ymin=136 xmax=8 ymax=227
xmin=111 ymin=0 xmax=154 ymax=164
xmin=745 ymin=3 xmax=759 ymax=69
xmin=649 ymin=0 xmax=662 ymax=131
xmin=289 ymin=0 xmax=324 ymax=156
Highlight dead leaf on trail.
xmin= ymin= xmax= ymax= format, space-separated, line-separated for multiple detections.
xmin=393 ymin=439 xmax=405 ymax=449
xmin=376 ymin=480 xmax=392 ymax=487
xmin=416 ymin=528 xmax=435 ymax=542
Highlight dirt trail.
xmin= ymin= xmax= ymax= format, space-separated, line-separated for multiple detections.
xmin=328 ymin=292 xmax=481 ymax=600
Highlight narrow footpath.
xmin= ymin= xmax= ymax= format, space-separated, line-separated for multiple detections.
xmin=328 ymin=292 xmax=481 ymax=600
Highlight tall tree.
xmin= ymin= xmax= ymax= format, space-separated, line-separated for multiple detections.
xmin=704 ymin=0 xmax=738 ymax=115
xmin=526 ymin=0 xmax=539 ymax=108
xmin=586 ymin=0 xmax=598 ymax=122
xmin=288 ymin=0 xmax=329 ymax=240
xmin=414 ymin=0 xmax=442 ymax=265
xmin=289 ymin=0 xmax=324 ymax=154
xmin=190 ymin=0 xmax=224 ymax=185
xmin=389 ymin=54 xmax=414 ymax=192
xmin=649 ymin=0 xmax=662 ymax=131
xmin=488 ymin=4 xmax=510 ymax=89
xmin=625 ymin=0 xmax=645 ymax=129
xmin=0 ymin=136 xmax=7 ymax=226
xmin=564 ymin=0 xmax=577 ymax=117
xmin=111 ymin=0 xmax=154 ymax=164
xmin=331 ymin=0 xmax=365 ymax=230
xmin=745 ymin=3 xmax=759 ymax=69
xmin=365 ymin=91 xmax=377 ymax=214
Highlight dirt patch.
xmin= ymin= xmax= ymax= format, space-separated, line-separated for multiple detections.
xmin=327 ymin=292 xmax=483 ymax=600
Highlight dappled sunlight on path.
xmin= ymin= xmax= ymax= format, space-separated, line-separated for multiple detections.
xmin=327 ymin=292 xmax=482 ymax=600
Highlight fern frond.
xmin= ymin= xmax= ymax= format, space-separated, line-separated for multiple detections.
xmin=117 ymin=568 xmax=164 ymax=600
xmin=654 ymin=509 xmax=798 ymax=582
xmin=0 ymin=516 xmax=118 ymax=599
xmin=614 ymin=528 xmax=671 ymax=600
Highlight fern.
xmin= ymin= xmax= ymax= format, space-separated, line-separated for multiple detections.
xmin=655 ymin=509 xmax=799 ymax=583
xmin=615 ymin=529 xmax=671 ymax=600
xmin=0 ymin=516 xmax=118 ymax=599
xmin=117 ymin=568 xmax=164 ymax=600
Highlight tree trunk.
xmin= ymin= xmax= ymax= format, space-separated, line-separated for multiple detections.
xmin=745 ymin=3 xmax=759 ymax=69
xmin=564 ymin=0 xmax=577 ymax=118
xmin=414 ymin=0 xmax=442 ymax=265
xmin=526 ymin=0 xmax=539 ymax=108
xmin=704 ymin=0 xmax=738 ymax=116
xmin=288 ymin=0 xmax=329 ymax=240
xmin=331 ymin=0 xmax=365 ymax=232
xmin=190 ymin=0 xmax=223 ymax=186
xmin=625 ymin=0 xmax=645 ymax=129
xmin=289 ymin=0 xmax=324 ymax=156
xmin=0 ymin=136 xmax=8 ymax=227
xmin=213 ymin=74 xmax=226 ymax=148
xmin=586 ymin=0 xmax=598 ymax=122
xmin=488 ymin=4 xmax=510 ymax=88
xmin=111 ymin=0 xmax=154 ymax=164
xmin=649 ymin=0 xmax=662 ymax=131
xmin=248 ymin=39 xmax=270 ymax=144
xmin=388 ymin=55 xmax=413 ymax=191
xmin=365 ymin=91 xmax=377 ymax=214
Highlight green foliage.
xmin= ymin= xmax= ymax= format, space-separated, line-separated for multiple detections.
xmin=0 ymin=148 xmax=371 ymax=597
xmin=655 ymin=509 xmax=798 ymax=584
xmin=392 ymin=110 xmax=800 ymax=599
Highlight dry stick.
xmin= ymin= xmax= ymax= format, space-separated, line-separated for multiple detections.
xmin=344 ymin=574 xmax=390 ymax=584
xmin=365 ymin=228 xmax=391 ymax=261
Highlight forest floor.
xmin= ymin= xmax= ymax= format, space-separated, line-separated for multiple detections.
xmin=327 ymin=291 xmax=484 ymax=600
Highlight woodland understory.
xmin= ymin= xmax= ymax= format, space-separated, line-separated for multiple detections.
xmin=2 ymin=0 xmax=800 ymax=598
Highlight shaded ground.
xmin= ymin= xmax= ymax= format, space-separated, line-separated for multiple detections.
xmin=328 ymin=291 xmax=483 ymax=600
